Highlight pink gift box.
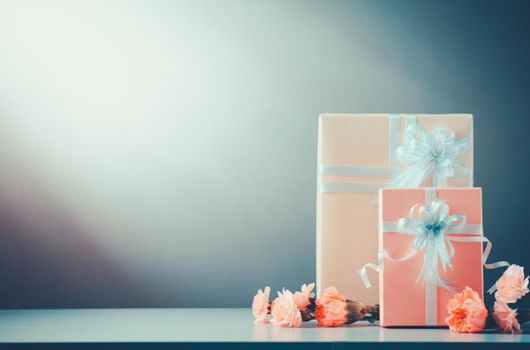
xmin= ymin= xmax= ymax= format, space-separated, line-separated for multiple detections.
xmin=378 ymin=187 xmax=484 ymax=327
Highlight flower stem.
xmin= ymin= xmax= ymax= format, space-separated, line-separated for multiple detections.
xmin=346 ymin=300 xmax=379 ymax=324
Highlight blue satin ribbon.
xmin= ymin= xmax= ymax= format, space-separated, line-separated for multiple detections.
xmin=358 ymin=198 xmax=509 ymax=291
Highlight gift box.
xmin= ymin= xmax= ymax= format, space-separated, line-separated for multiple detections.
xmin=316 ymin=113 xmax=473 ymax=304
xmin=377 ymin=187 xmax=484 ymax=326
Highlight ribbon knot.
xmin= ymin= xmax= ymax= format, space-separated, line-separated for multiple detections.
xmin=426 ymin=222 xmax=446 ymax=235
xmin=389 ymin=124 xmax=470 ymax=188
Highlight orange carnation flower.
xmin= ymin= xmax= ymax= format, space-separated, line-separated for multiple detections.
xmin=314 ymin=286 xmax=349 ymax=327
xmin=445 ymin=286 xmax=488 ymax=333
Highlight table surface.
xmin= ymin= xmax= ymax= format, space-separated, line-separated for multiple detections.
xmin=0 ymin=308 xmax=528 ymax=347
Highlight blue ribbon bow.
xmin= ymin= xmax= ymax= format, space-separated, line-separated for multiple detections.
xmin=390 ymin=124 xmax=470 ymax=188
xmin=398 ymin=199 xmax=466 ymax=289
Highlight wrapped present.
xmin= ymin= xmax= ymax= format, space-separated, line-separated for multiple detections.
xmin=317 ymin=114 xmax=474 ymax=304
xmin=367 ymin=187 xmax=506 ymax=326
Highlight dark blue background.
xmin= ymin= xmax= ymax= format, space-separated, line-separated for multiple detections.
xmin=0 ymin=0 xmax=528 ymax=308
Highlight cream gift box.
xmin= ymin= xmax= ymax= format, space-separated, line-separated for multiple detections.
xmin=316 ymin=114 xmax=474 ymax=304
xmin=377 ymin=187 xmax=485 ymax=326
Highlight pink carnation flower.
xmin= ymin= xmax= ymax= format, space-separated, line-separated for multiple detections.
xmin=314 ymin=286 xmax=348 ymax=327
xmin=495 ymin=264 xmax=529 ymax=303
xmin=252 ymin=286 xmax=271 ymax=323
xmin=270 ymin=289 xmax=302 ymax=328
xmin=293 ymin=283 xmax=315 ymax=310
xmin=445 ymin=286 xmax=488 ymax=333
xmin=493 ymin=301 xmax=521 ymax=334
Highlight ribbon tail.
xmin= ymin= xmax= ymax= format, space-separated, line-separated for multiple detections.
xmin=481 ymin=237 xmax=509 ymax=270
xmin=358 ymin=249 xmax=418 ymax=288
xmin=449 ymin=235 xmax=509 ymax=294
xmin=433 ymin=173 xmax=448 ymax=187
xmin=417 ymin=236 xmax=433 ymax=284
xmin=436 ymin=234 xmax=452 ymax=272
xmin=487 ymin=285 xmax=497 ymax=295
xmin=389 ymin=161 xmax=433 ymax=188
xmin=417 ymin=235 xmax=453 ymax=290
xmin=482 ymin=237 xmax=510 ymax=294
xmin=357 ymin=250 xmax=385 ymax=288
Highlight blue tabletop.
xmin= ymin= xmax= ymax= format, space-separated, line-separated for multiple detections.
xmin=0 ymin=308 xmax=528 ymax=349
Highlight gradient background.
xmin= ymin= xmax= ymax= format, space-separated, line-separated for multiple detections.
xmin=0 ymin=0 xmax=529 ymax=308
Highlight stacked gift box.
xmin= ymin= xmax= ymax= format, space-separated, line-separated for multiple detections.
xmin=316 ymin=113 xmax=507 ymax=326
